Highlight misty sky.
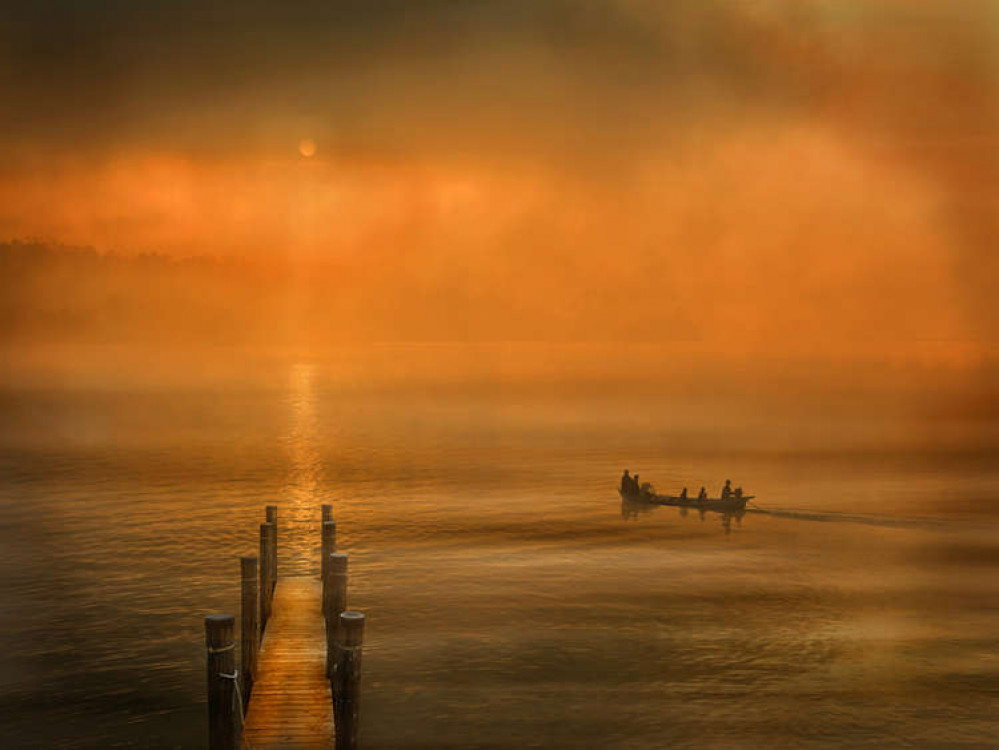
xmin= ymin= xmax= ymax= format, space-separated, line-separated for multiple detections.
xmin=1 ymin=1 xmax=996 ymax=350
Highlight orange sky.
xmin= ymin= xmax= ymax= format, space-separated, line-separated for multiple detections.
xmin=0 ymin=1 xmax=995 ymax=351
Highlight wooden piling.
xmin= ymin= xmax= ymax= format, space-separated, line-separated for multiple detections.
xmin=334 ymin=611 xmax=365 ymax=750
xmin=321 ymin=520 xmax=337 ymax=584
xmin=205 ymin=613 xmax=239 ymax=750
xmin=324 ymin=552 xmax=349 ymax=677
xmin=205 ymin=504 xmax=355 ymax=749
xmin=265 ymin=506 xmax=278 ymax=594
xmin=322 ymin=503 xmax=333 ymax=524
xmin=239 ymin=556 xmax=258 ymax=709
xmin=267 ymin=524 xmax=277 ymax=599
xmin=259 ymin=523 xmax=273 ymax=631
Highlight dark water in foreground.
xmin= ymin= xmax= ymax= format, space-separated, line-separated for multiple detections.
xmin=0 ymin=363 xmax=996 ymax=749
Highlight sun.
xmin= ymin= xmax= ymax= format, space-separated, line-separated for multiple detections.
xmin=298 ymin=138 xmax=316 ymax=158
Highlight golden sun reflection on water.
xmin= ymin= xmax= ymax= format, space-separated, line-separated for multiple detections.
xmin=0 ymin=371 xmax=995 ymax=748
xmin=281 ymin=362 xmax=324 ymax=574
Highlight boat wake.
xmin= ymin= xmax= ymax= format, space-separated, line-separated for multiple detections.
xmin=746 ymin=505 xmax=947 ymax=529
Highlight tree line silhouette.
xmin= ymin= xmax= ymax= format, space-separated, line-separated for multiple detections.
xmin=1 ymin=241 xmax=283 ymax=346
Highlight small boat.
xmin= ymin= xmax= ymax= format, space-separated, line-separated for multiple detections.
xmin=618 ymin=488 xmax=753 ymax=513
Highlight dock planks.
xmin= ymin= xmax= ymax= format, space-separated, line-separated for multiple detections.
xmin=242 ymin=577 xmax=333 ymax=750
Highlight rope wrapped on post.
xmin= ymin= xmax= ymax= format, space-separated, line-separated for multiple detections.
xmin=205 ymin=614 xmax=240 ymax=750
xmin=217 ymin=669 xmax=254 ymax=750
xmin=218 ymin=670 xmax=244 ymax=723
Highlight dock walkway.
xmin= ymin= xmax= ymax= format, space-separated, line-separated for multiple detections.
xmin=204 ymin=505 xmax=362 ymax=750
xmin=242 ymin=577 xmax=333 ymax=750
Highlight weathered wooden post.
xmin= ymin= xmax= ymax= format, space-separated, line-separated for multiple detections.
xmin=321 ymin=505 xmax=333 ymax=583
xmin=321 ymin=520 xmax=337 ymax=585
xmin=239 ymin=556 xmax=258 ymax=708
xmin=265 ymin=505 xmax=278 ymax=594
xmin=267 ymin=524 xmax=277 ymax=599
xmin=334 ymin=611 xmax=365 ymax=750
xmin=324 ymin=552 xmax=349 ymax=677
xmin=205 ymin=614 xmax=239 ymax=750
xmin=259 ymin=523 xmax=273 ymax=632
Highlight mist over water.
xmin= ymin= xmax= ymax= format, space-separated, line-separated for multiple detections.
xmin=0 ymin=353 xmax=996 ymax=749
xmin=3 ymin=1 xmax=997 ymax=747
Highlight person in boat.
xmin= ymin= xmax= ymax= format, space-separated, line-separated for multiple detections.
xmin=633 ymin=474 xmax=640 ymax=494
xmin=722 ymin=479 xmax=732 ymax=500
xmin=734 ymin=487 xmax=743 ymax=499
xmin=621 ymin=470 xmax=633 ymax=495
xmin=698 ymin=486 xmax=707 ymax=501
xmin=679 ymin=487 xmax=688 ymax=501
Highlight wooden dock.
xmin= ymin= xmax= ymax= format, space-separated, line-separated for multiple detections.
xmin=242 ymin=577 xmax=332 ymax=749
xmin=204 ymin=505 xmax=363 ymax=750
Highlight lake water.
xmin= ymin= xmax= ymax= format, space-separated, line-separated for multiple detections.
xmin=0 ymin=358 xmax=996 ymax=749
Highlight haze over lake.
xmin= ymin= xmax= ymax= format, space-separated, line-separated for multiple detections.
xmin=1 ymin=349 xmax=994 ymax=749
xmin=1 ymin=1 xmax=997 ymax=747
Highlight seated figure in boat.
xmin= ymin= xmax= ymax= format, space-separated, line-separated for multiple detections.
xmin=722 ymin=479 xmax=732 ymax=499
xmin=679 ymin=487 xmax=688 ymax=500
xmin=698 ymin=486 xmax=707 ymax=500
xmin=734 ymin=487 xmax=743 ymax=499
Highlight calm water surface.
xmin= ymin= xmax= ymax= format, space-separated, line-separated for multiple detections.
xmin=0 ymin=362 xmax=996 ymax=749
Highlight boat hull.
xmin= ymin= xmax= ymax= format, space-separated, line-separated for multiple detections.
xmin=619 ymin=489 xmax=752 ymax=513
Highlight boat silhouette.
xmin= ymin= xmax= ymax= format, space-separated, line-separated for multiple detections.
xmin=618 ymin=487 xmax=753 ymax=514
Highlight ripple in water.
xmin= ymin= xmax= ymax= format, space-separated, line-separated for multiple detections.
xmin=0 ymin=366 xmax=996 ymax=749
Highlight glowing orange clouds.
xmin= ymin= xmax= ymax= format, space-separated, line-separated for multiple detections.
xmin=0 ymin=121 xmax=980 ymax=355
